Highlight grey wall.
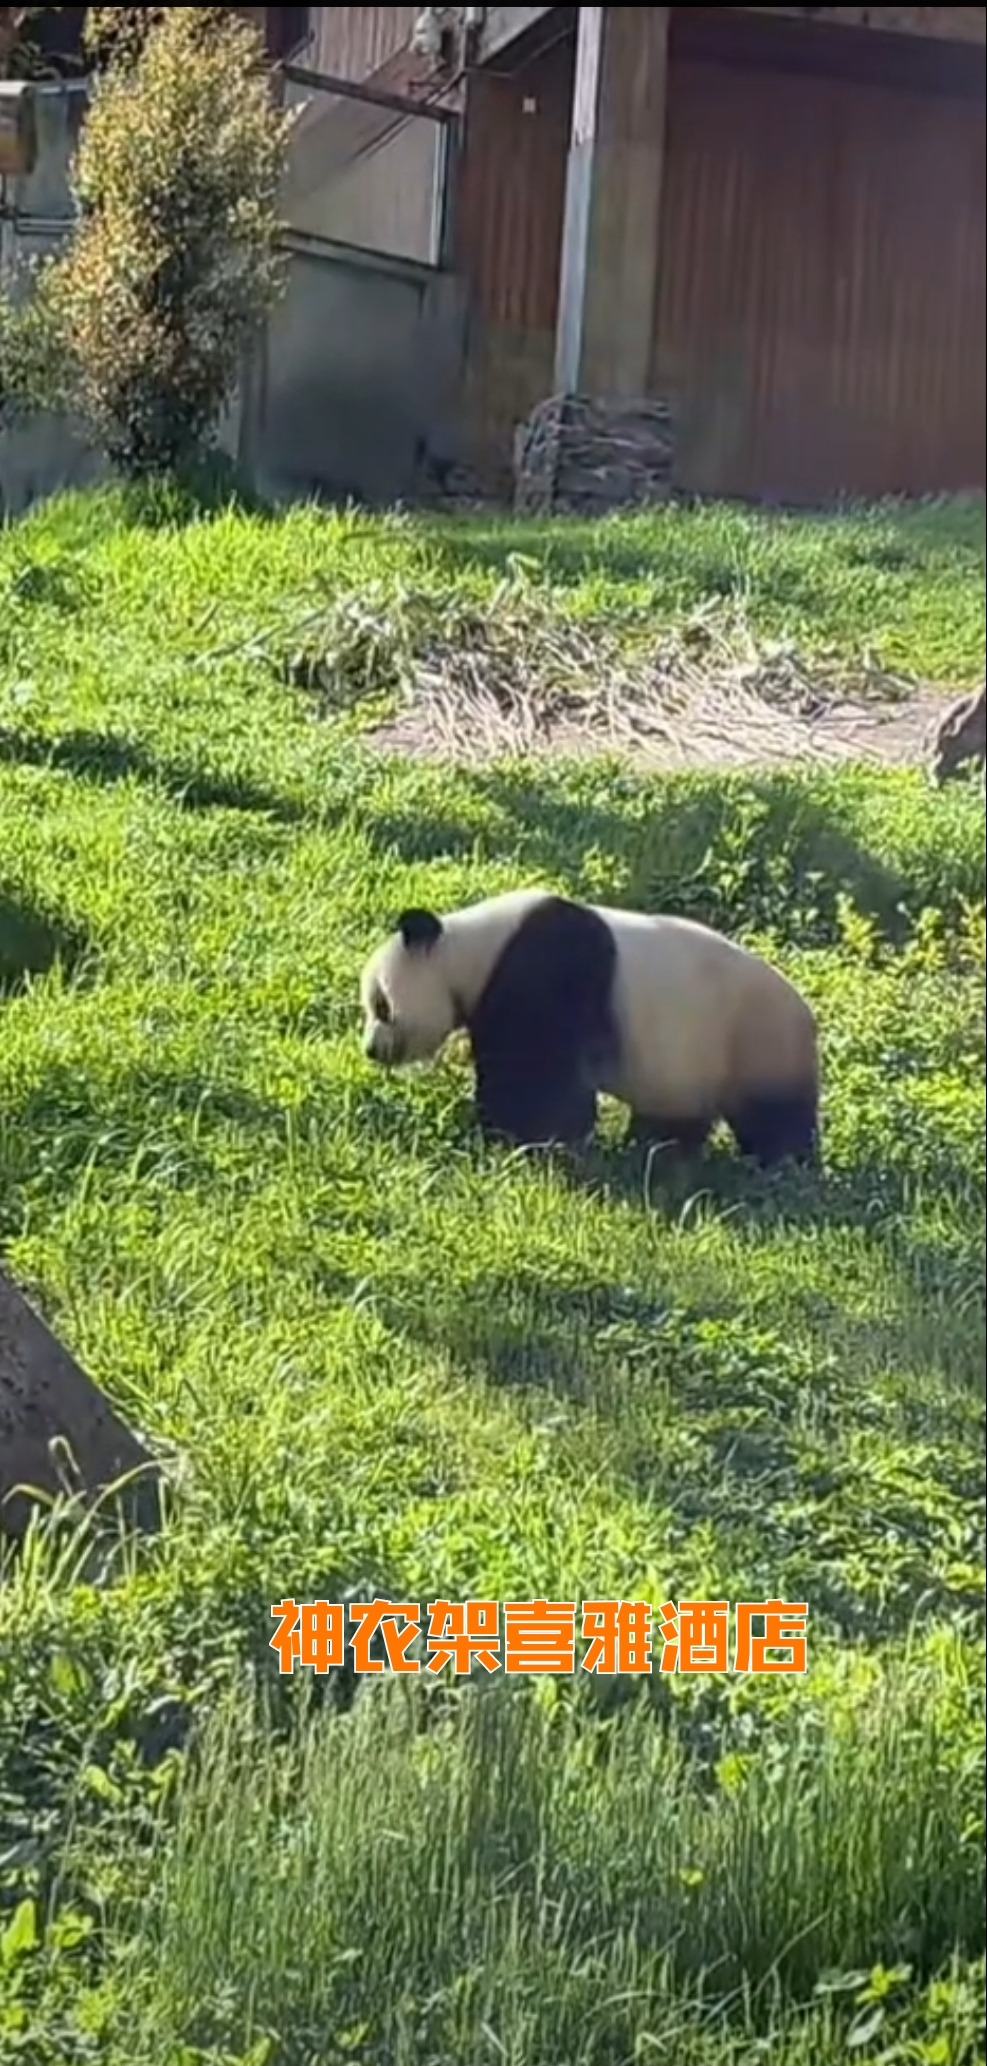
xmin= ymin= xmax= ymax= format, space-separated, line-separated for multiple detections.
xmin=281 ymin=69 xmax=447 ymax=268
xmin=243 ymin=229 xmax=465 ymax=507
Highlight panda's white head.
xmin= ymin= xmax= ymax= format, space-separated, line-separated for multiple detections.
xmin=360 ymin=907 xmax=458 ymax=1067
xmin=359 ymin=889 xmax=550 ymax=1070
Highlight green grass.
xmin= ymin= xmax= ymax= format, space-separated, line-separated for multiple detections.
xmin=0 ymin=485 xmax=984 ymax=2065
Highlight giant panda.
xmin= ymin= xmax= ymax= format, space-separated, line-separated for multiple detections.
xmin=359 ymin=887 xmax=820 ymax=1166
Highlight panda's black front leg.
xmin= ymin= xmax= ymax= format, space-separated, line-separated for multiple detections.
xmin=461 ymin=896 xmax=615 ymax=1151
xmin=472 ymin=1048 xmax=597 ymax=1150
xmin=468 ymin=1033 xmax=598 ymax=1148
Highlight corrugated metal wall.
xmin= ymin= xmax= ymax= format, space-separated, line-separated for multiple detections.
xmin=456 ymin=32 xmax=574 ymax=330
xmin=653 ymin=11 xmax=985 ymax=500
xmin=454 ymin=27 xmax=574 ymax=480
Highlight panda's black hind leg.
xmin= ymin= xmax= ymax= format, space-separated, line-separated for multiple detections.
xmin=626 ymin=1112 xmax=711 ymax=1156
xmin=726 ymin=1088 xmax=819 ymax=1169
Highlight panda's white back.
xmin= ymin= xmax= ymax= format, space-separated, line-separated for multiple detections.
xmin=594 ymin=904 xmax=813 ymax=1119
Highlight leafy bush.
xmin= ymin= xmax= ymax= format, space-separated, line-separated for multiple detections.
xmin=0 ymin=259 xmax=70 ymax=433
xmin=17 ymin=6 xmax=292 ymax=475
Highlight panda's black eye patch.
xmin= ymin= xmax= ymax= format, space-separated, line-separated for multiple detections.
xmin=374 ymin=989 xmax=393 ymax=1024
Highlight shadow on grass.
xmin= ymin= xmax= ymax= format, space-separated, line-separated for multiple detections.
xmin=419 ymin=492 xmax=984 ymax=595
xmin=0 ymin=889 xmax=92 ymax=1000
xmin=425 ymin=519 xmax=843 ymax=620
xmin=852 ymin=493 xmax=985 ymax=562
xmin=582 ymin=1127 xmax=983 ymax=1227
xmin=0 ymin=1056 xmax=460 ymax=1209
xmin=0 ymin=1063 xmax=292 ymax=1208
xmin=0 ymin=556 xmax=97 ymax=617
xmin=421 ymin=510 xmax=681 ymax=589
xmin=390 ymin=1159 xmax=982 ymax=1645
xmin=0 ymin=726 xmax=307 ymax=824
xmin=396 ymin=1126 xmax=983 ymax=1401
xmin=580 ymin=1129 xmax=983 ymax=1287
xmin=394 ymin=1269 xmax=674 ymax=1406
xmin=113 ymin=454 xmax=278 ymax=533
xmin=363 ymin=760 xmax=983 ymax=947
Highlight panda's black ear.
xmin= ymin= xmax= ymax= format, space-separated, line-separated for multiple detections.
xmin=397 ymin=908 xmax=443 ymax=952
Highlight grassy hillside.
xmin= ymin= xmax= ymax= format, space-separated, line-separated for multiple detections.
xmin=0 ymin=486 xmax=984 ymax=2065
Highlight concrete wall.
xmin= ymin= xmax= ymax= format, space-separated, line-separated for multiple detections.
xmin=242 ymin=229 xmax=465 ymax=506
xmin=281 ymin=72 xmax=446 ymax=265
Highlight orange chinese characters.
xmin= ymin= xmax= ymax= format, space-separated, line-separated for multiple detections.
xmin=656 ymin=1602 xmax=680 ymax=1673
xmin=734 ymin=1600 xmax=808 ymax=1675
xmin=425 ymin=1599 xmax=501 ymax=1675
xmin=349 ymin=1598 xmax=421 ymax=1674
xmin=581 ymin=1600 xmax=652 ymax=1675
xmin=269 ymin=1595 xmax=811 ymax=1680
xmin=503 ymin=1599 xmax=577 ymax=1674
xmin=657 ymin=1600 xmax=730 ymax=1674
xmin=270 ymin=1597 xmax=300 ymax=1675
xmin=269 ymin=1597 xmax=345 ymax=1675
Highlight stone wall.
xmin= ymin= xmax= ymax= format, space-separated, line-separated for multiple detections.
xmin=513 ymin=391 xmax=675 ymax=517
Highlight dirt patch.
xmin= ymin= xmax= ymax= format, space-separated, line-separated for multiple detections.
xmin=359 ymin=604 xmax=954 ymax=773
xmin=287 ymin=580 xmax=975 ymax=777
xmin=368 ymin=681 xmax=948 ymax=772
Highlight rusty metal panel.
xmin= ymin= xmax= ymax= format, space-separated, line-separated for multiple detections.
xmin=311 ymin=6 xmax=417 ymax=81
xmin=0 ymin=82 xmax=37 ymax=178
xmin=456 ymin=32 xmax=575 ymax=331
xmin=653 ymin=25 xmax=985 ymax=501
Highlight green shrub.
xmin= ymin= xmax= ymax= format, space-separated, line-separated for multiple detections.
xmin=24 ymin=6 xmax=292 ymax=476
